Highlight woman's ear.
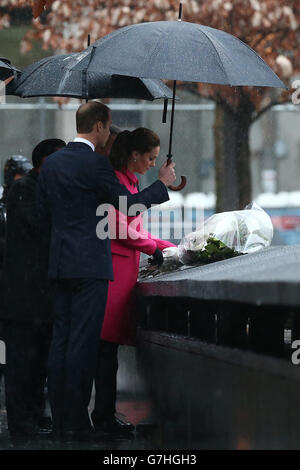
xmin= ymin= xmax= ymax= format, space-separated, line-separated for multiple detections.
xmin=132 ymin=151 xmax=139 ymax=162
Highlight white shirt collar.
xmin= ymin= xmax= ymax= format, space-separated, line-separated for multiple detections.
xmin=73 ymin=137 xmax=95 ymax=152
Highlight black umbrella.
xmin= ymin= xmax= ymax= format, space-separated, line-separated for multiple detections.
xmin=68 ymin=6 xmax=286 ymax=190
xmin=9 ymin=52 xmax=174 ymax=101
xmin=88 ymin=23 xmax=285 ymax=86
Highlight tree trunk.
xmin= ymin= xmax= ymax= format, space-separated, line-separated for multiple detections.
xmin=215 ymin=101 xmax=252 ymax=212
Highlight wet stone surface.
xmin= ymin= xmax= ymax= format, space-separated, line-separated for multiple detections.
xmin=0 ymin=369 xmax=160 ymax=450
xmin=0 ymin=406 xmax=160 ymax=451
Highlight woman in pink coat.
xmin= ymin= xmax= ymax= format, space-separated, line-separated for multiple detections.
xmin=91 ymin=128 xmax=176 ymax=436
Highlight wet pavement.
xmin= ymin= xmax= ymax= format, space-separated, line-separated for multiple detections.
xmin=0 ymin=344 xmax=166 ymax=451
xmin=0 ymin=394 xmax=159 ymax=451
xmin=0 ymin=348 xmax=215 ymax=451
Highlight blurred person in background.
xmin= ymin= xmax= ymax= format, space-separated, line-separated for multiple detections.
xmin=91 ymin=128 xmax=176 ymax=437
xmin=2 ymin=139 xmax=66 ymax=439
xmin=0 ymin=155 xmax=32 ymax=410
xmin=0 ymin=155 xmax=32 ymax=265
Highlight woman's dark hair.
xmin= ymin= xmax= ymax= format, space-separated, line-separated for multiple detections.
xmin=32 ymin=138 xmax=66 ymax=169
xmin=109 ymin=127 xmax=160 ymax=171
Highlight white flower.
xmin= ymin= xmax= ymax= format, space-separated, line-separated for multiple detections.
xmin=190 ymin=0 xmax=200 ymax=15
xmin=252 ymin=11 xmax=262 ymax=28
xmin=283 ymin=6 xmax=298 ymax=31
xmin=276 ymin=55 xmax=293 ymax=78
xmin=43 ymin=29 xmax=51 ymax=43
xmin=211 ymin=0 xmax=223 ymax=10
xmin=250 ymin=0 xmax=261 ymax=11
xmin=52 ymin=1 xmax=60 ymax=12
xmin=224 ymin=2 xmax=233 ymax=11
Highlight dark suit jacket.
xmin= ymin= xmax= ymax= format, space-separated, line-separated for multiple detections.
xmin=38 ymin=142 xmax=169 ymax=280
xmin=0 ymin=201 xmax=5 ymax=330
xmin=0 ymin=200 xmax=5 ymax=267
xmin=2 ymin=170 xmax=51 ymax=323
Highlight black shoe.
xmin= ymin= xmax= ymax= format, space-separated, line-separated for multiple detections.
xmin=36 ymin=417 xmax=52 ymax=437
xmin=94 ymin=417 xmax=135 ymax=438
xmin=38 ymin=416 xmax=52 ymax=431
xmin=115 ymin=417 xmax=135 ymax=432
xmin=35 ymin=427 xmax=53 ymax=439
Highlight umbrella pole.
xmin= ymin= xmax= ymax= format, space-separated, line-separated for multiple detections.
xmin=85 ymin=34 xmax=91 ymax=103
xmin=167 ymin=1 xmax=182 ymax=159
xmin=179 ymin=2 xmax=183 ymax=20
xmin=166 ymin=2 xmax=186 ymax=191
xmin=167 ymin=80 xmax=177 ymax=160
xmin=166 ymin=79 xmax=187 ymax=191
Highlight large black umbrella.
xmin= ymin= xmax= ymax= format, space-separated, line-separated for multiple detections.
xmin=9 ymin=52 xmax=174 ymax=101
xmin=67 ymin=9 xmax=286 ymax=190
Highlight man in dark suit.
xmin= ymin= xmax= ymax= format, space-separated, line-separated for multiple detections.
xmin=38 ymin=101 xmax=175 ymax=441
xmin=2 ymin=139 xmax=66 ymax=438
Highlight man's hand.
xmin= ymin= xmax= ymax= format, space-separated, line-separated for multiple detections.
xmin=4 ymin=75 xmax=14 ymax=86
xmin=158 ymin=161 xmax=176 ymax=187
xmin=148 ymin=248 xmax=164 ymax=267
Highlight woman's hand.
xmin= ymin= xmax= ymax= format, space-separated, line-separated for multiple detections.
xmin=148 ymin=248 xmax=164 ymax=267
xmin=158 ymin=161 xmax=176 ymax=187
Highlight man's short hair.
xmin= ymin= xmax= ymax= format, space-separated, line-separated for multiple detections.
xmin=76 ymin=101 xmax=110 ymax=134
xmin=32 ymin=138 xmax=66 ymax=169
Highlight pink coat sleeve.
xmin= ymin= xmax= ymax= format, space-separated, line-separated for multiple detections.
xmin=109 ymin=208 xmax=176 ymax=256
xmin=138 ymin=226 xmax=177 ymax=251
xmin=109 ymin=207 xmax=157 ymax=256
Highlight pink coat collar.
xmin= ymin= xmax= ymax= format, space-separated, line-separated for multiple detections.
xmin=115 ymin=169 xmax=139 ymax=188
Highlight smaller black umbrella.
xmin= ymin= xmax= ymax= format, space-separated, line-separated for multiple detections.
xmin=9 ymin=52 xmax=174 ymax=101
xmin=0 ymin=57 xmax=20 ymax=81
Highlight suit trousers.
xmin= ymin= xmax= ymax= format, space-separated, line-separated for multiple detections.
xmin=4 ymin=320 xmax=52 ymax=434
xmin=48 ymin=278 xmax=108 ymax=433
xmin=91 ymin=339 xmax=119 ymax=427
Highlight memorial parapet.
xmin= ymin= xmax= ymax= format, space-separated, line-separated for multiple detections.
xmin=136 ymin=245 xmax=300 ymax=357
xmin=131 ymin=246 xmax=300 ymax=448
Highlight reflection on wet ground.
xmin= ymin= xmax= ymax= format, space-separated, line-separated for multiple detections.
xmin=0 ymin=400 xmax=159 ymax=451
xmin=0 ymin=348 xmax=215 ymax=451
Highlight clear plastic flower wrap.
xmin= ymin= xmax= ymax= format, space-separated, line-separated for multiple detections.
xmin=161 ymin=246 xmax=182 ymax=271
xmin=178 ymin=202 xmax=273 ymax=265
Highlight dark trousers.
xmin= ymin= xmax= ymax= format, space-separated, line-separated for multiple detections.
xmin=4 ymin=321 xmax=52 ymax=434
xmin=0 ymin=364 xmax=4 ymax=410
xmin=48 ymin=278 xmax=108 ymax=433
xmin=91 ymin=340 xmax=119 ymax=427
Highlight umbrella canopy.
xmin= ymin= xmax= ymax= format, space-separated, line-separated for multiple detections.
xmin=9 ymin=52 xmax=174 ymax=101
xmin=70 ymin=18 xmax=286 ymax=190
xmin=0 ymin=57 xmax=21 ymax=81
xmin=69 ymin=21 xmax=286 ymax=89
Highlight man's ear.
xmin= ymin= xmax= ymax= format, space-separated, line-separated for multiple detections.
xmin=97 ymin=121 xmax=104 ymax=132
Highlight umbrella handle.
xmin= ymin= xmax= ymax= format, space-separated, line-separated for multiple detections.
xmin=168 ymin=176 xmax=187 ymax=191
xmin=166 ymin=156 xmax=187 ymax=191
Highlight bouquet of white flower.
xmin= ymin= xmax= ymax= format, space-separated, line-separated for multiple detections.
xmin=178 ymin=202 xmax=273 ymax=264
xmin=138 ymin=203 xmax=273 ymax=279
